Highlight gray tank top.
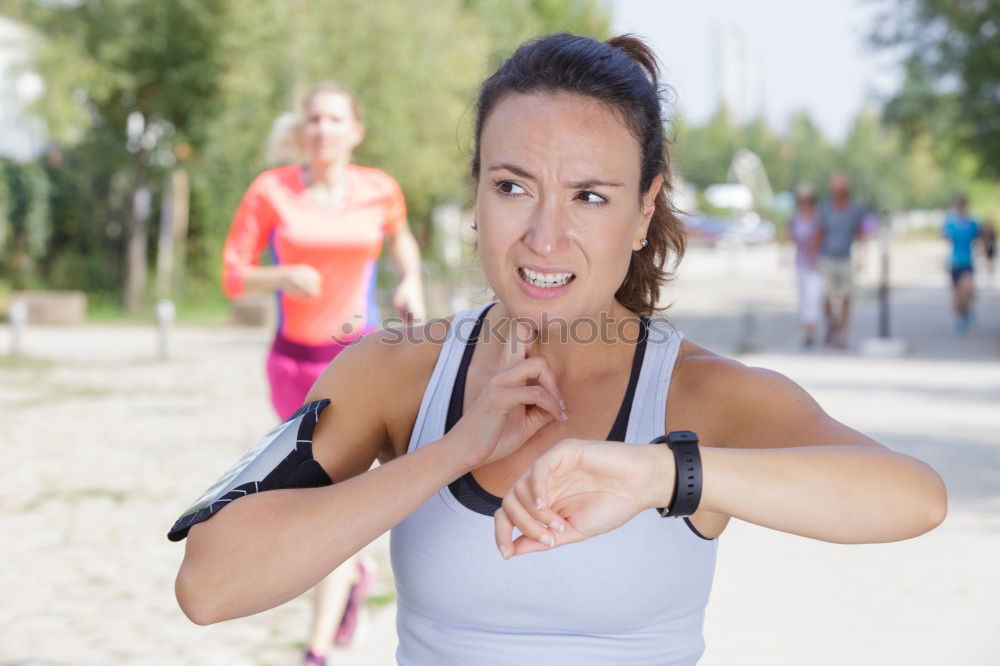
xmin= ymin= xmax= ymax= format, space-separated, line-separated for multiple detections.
xmin=390 ymin=303 xmax=718 ymax=665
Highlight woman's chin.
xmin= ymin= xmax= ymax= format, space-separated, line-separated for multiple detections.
xmin=495 ymin=297 xmax=586 ymax=330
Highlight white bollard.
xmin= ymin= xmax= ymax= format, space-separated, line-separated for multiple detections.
xmin=9 ymin=299 xmax=27 ymax=356
xmin=156 ymin=298 xmax=175 ymax=359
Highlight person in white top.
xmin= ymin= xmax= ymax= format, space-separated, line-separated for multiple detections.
xmin=171 ymin=33 xmax=947 ymax=664
xmin=784 ymin=183 xmax=824 ymax=347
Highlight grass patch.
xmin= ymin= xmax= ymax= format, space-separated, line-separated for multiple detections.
xmin=368 ymin=590 xmax=397 ymax=610
xmin=55 ymin=383 xmax=115 ymax=399
xmin=86 ymin=289 xmax=232 ymax=326
xmin=4 ymin=381 xmax=115 ymax=410
xmin=0 ymin=355 xmax=56 ymax=372
xmin=22 ymin=487 xmax=129 ymax=511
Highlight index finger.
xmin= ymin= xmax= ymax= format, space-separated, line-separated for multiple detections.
xmin=501 ymin=320 xmax=531 ymax=370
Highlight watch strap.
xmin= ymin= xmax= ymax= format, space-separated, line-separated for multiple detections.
xmin=651 ymin=431 xmax=702 ymax=518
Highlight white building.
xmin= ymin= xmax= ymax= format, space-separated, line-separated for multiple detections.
xmin=712 ymin=22 xmax=765 ymax=125
xmin=0 ymin=16 xmax=47 ymax=161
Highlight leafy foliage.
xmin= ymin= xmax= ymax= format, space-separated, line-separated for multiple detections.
xmin=870 ymin=0 xmax=1000 ymax=176
xmin=0 ymin=0 xmax=609 ymax=302
xmin=0 ymin=157 xmax=50 ymax=288
xmin=675 ymin=102 xmax=997 ymax=217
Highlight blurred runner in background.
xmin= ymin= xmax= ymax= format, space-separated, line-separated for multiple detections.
xmin=941 ymin=194 xmax=980 ymax=335
xmin=221 ymin=82 xmax=426 ymax=666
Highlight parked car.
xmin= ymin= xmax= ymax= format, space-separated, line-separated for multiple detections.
xmin=680 ymin=211 xmax=775 ymax=247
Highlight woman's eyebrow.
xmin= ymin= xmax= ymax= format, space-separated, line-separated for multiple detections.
xmin=488 ymin=163 xmax=623 ymax=189
xmin=488 ymin=162 xmax=535 ymax=180
xmin=569 ymin=178 xmax=624 ymax=189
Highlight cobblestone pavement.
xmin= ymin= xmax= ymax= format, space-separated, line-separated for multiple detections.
xmin=2 ymin=241 xmax=997 ymax=665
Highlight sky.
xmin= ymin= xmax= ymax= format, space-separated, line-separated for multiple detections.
xmin=611 ymin=0 xmax=903 ymax=141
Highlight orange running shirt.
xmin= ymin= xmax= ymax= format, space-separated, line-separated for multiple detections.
xmin=222 ymin=165 xmax=406 ymax=345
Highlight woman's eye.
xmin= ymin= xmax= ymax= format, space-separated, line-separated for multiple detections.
xmin=496 ymin=181 xmax=526 ymax=196
xmin=577 ymin=191 xmax=608 ymax=205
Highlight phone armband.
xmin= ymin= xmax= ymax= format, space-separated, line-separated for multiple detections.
xmin=167 ymin=400 xmax=332 ymax=542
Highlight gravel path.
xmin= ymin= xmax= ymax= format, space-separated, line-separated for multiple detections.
xmin=2 ymin=241 xmax=997 ymax=665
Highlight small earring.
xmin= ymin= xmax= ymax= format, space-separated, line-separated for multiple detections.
xmin=640 ymin=238 xmax=649 ymax=249
xmin=470 ymin=222 xmax=478 ymax=230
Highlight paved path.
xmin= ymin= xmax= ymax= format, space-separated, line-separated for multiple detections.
xmin=1 ymin=241 xmax=997 ymax=665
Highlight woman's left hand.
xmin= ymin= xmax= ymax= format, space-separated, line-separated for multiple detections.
xmin=493 ymin=439 xmax=674 ymax=559
xmin=392 ymin=276 xmax=426 ymax=324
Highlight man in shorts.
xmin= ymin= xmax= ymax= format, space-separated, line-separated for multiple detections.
xmin=818 ymin=174 xmax=866 ymax=349
xmin=942 ymin=194 xmax=981 ymax=334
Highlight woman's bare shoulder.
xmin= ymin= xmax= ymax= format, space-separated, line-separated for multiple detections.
xmin=306 ymin=317 xmax=456 ymax=459
xmin=308 ymin=317 xmax=454 ymax=390
xmin=671 ymin=338 xmax=744 ymax=388
xmin=673 ymin=338 xmax=802 ymax=390
xmin=668 ymin=339 xmax=827 ymax=448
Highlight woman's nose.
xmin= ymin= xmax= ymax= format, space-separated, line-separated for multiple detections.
xmin=523 ymin=199 xmax=569 ymax=256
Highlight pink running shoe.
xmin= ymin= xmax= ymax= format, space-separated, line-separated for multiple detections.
xmin=302 ymin=648 xmax=326 ymax=666
xmin=334 ymin=556 xmax=378 ymax=648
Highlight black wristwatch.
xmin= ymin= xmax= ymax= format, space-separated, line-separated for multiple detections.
xmin=650 ymin=431 xmax=702 ymax=518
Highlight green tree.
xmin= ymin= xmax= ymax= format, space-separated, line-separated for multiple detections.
xmin=1 ymin=0 xmax=612 ymax=309
xmin=743 ymin=116 xmax=790 ymax=193
xmin=3 ymin=0 xmax=229 ymax=308
xmin=836 ymin=108 xmax=908 ymax=210
xmin=783 ymin=111 xmax=836 ymax=193
xmin=0 ymin=157 xmax=50 ymax=289
xmin=871 ymin=0 xmax=1000 ymax=175
xmin=675 ymin=105 xmax=745 ymax=188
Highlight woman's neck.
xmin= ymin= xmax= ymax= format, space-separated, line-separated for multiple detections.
xmin=486 ymin=301 xmax=643 ymax=381
xmin=305 ymin=160 xmax=349 ymax=188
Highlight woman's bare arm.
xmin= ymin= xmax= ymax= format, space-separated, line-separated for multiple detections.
xmin=387 ymin=226 xmax=426 ymax=322
xmin=175 ymin=321 xmax=566 ymax=624
xmin=177 ymin=429 xmax=473 ymax=624
xmin=494 ymin=351 xmax=947 ymax=556
xmin=666 ymin=358 xmax=947 ymax=543
xmin=174 ymin=330 xmax=464 ymax=624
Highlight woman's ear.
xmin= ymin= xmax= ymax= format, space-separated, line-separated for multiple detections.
xmin=294 ymin=120 xmax=307 ymax=153
xmin=642 ymin=174 xmax=663 ymax=220
xmin=351 ymin=122 xmax=366 ymax=149
xmin=634 ymin=174 xmax=663 ymax=249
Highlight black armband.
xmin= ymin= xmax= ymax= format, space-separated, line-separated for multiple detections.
xmin=650 ymin=431 xmax=702 ymax=518
xmin=167 ymin=399 xmax=333 ymax=542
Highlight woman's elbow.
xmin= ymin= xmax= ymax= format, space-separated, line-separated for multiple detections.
xmin=922 ymin=471 xmax=948 ymax=533
xmin=175 ymin=559 xmax=226 ymax=626
xmin=899 ymin=464 xmax=948 ymax=540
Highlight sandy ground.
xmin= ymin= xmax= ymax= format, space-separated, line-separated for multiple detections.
xmin=1 ymin=240 xmax=998 ymax=665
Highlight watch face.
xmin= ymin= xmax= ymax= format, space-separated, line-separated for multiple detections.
xmin=667 ymin=431 xmax=699 ymax=446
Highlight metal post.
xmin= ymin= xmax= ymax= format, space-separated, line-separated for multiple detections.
xmin=736 ymin=299 xmax=758 ymax=354
xmin=878 ymin=214 xmax=890 ymax=338
xmin=860 ymin=212 xmax=907 ymax=357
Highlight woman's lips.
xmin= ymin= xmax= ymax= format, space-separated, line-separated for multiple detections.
xmin=515 ymin=267 xmax=575 ymax=300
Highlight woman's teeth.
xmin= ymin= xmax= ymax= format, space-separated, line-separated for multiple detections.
xmin=519 ymin=267 xmax=574 ymax=288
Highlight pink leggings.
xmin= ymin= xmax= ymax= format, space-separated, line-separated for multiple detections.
xmin=265 ymin=331 xmax=370 ymax=421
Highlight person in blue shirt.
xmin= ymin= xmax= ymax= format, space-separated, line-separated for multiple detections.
xmin=942 ymin=194 xmax=981 ymax=334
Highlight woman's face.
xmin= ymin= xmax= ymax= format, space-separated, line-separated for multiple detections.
xmin=475 ymin=92 xmax=660 ymax=325
xmin=299 ymin=91 xmax=364 ymax=166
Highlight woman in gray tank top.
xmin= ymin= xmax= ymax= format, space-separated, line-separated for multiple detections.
xmin=169 ymin=33 xmax=947 ymax=666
